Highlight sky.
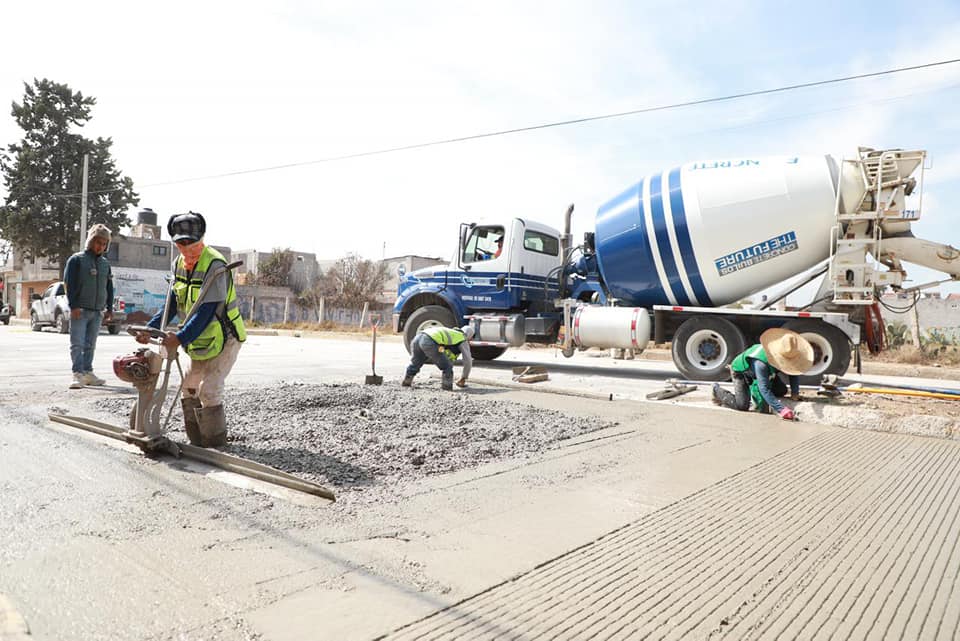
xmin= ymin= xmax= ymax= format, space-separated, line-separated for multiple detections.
xmin=2 ymin=0 xmax=960 ymax=299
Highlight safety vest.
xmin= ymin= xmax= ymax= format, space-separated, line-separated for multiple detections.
xmin=730 ymin=344 xmax=776 ymax=412
xmin=425 ymin=326 xmax=467 ymax=363
xmin=173 ymin=246 xmax=247 ymax=361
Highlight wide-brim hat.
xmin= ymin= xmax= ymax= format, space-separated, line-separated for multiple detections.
xmin=759 ymin=327 xmax=814 ymax=375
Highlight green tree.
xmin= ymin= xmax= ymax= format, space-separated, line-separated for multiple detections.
xmin=0 ymin=79 xmax=138 ymax=274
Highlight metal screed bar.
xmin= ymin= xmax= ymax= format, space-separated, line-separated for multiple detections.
xmin=48 ymin=413 xmax=336 ymax=500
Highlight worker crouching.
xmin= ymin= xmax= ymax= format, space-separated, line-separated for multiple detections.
xmin=403 ymin=325 xmax=474 ymax=390
xmin=712 ymin=328 xmax=813 ymax=421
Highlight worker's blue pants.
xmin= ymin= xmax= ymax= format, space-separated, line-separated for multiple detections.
xmin=406 ymin=332 xmax=453 ymax=385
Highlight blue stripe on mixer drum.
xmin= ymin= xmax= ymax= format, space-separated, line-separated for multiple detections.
xmin=649 ymin=173 xmax=692 ymax=306
xmin=593 ymin=180 xmax=667 ymax=306
xmin=668 ymin=167 xmax=713 ymax=306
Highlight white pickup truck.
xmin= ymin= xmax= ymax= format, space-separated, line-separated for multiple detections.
xmin=29 ymin=281 xmax=126 ymax=334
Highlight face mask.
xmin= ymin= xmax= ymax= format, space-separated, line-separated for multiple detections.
xmin=177 ymin=240 xmax=205 ymax=269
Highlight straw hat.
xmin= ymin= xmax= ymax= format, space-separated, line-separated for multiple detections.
xmin=759 ymin=328 xmax=814 ymax=375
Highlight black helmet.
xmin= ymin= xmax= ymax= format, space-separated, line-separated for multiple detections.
xmin=167 ymin=211 xmax=206 ymax=243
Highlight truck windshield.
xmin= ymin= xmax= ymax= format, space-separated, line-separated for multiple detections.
xmin=463 ymin=226 xmax=505 ymax=263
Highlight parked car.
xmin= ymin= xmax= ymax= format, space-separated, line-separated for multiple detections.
xmin=29 ymin=281 xmax=126 ymax=334
xmin=0 ymin=303 xmax=10 ymax=325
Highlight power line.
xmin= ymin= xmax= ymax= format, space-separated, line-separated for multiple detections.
xmin=33 ymin=57 xmax=960 ymax=197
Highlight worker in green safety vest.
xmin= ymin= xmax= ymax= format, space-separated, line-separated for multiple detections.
xmin=137 ymin=212 xmax=247 ymax=447
xmin=711 ymin=328 xmax=813 ymax=421
xmin=403 ymin=324 xmax=474 ymax=391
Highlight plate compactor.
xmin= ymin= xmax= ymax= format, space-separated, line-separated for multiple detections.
xmin=48 ymin=261 xmax=334 ymax=501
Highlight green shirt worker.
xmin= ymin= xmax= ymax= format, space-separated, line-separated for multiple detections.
xmin=711 ymin=328 xmax=814 ymax=421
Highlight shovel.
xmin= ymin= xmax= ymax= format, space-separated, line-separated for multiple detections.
xmin=365 ymin=315 xmax=383 ymax=385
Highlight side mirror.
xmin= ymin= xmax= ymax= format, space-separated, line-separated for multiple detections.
xmin=31 ymin=294 xmax=41 ymax=301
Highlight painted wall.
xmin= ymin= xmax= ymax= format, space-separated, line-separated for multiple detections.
xmin=880 ymin=295 xmax=960 ymax=341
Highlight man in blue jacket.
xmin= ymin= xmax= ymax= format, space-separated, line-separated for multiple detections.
xmin=64 ymin=224 xmax=114 ymax=389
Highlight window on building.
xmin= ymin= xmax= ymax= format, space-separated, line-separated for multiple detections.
xmin=152 ymin=245 xmax=168 ymax=256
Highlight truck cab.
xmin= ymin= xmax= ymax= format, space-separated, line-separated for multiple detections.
xmin=393 ymin=218 xmax=565 ymax=358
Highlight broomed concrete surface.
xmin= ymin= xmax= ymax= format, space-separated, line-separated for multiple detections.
xmin=374 ymin=429 xmax=960 ymax=640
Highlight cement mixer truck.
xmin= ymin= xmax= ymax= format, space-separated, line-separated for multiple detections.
xmin=392 ymin=147 xmax=960 ymax=383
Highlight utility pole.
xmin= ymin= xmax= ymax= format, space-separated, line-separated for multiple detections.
xmin=78 ymin=153 xmax=89 ymax=250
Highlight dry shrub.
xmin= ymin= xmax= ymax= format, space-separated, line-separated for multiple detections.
xmin=870 ymin=344 xmax=960 ymax=367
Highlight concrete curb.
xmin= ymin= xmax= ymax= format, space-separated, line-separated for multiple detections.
xmin=0 ymin=595 xmax=30 ymax=640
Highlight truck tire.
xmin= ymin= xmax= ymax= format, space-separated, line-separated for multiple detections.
xmin=30 ymin=312 xmax=41 ymax=331
xmin=782 ymin=319 xmax=852 ymax=385
xmin=56 ymin=311 xmax=70 ymax=334
xmin=672 ymin=316 xmax=746 ymax=381
xmin=471 ymin=346 xmax=507 ymax=361
xmin=108 ymin=324 xmax=121 ymax=335
xmin=403 ymin=305 xmax=456 ymax=353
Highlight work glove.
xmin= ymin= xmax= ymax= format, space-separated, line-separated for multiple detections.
xmin=456 ymin=377 xmax=467 ymax=388
xmin=778 ymin=407 xmax=796 ymax=421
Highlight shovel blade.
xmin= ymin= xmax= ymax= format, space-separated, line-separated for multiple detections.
xmin=365 ymin=375 xmax=383 ymax=385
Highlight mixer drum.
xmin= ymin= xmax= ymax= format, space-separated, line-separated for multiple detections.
xmin=594 ymin=155 xmax=839 ymax=308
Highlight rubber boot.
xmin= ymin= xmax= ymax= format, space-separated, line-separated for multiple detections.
xmin=181 ymin=397 xmax=203 ymax=446
xmin=401 ymin=376 xmax=413 ymax=387
xmin=441 ymin=372 xmax=454 ymax=391
xmin=196 ymin=404 xmax=228 ymax=448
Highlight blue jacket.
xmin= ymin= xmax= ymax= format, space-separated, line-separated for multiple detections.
xmin=64 ymin=250 xmax=114 ymax=312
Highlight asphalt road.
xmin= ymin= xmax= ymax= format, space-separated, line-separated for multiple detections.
xmin=2 ymin=323 xmax=960 ymax=640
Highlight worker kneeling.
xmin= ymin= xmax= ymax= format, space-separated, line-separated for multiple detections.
xmin=403 ymin=325 xmax=474 ymax=390
xmin=712 ymin=328 xmax=813 ymax=421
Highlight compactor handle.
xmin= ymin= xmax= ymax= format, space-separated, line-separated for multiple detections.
xmin=126 ymin=325 xmax=167 ymax=345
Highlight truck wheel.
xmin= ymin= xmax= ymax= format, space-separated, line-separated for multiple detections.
xmin=108 ymin=324 xmax=121 ymax=335
xmin=403 ymin=305 xmax=456 ymax=353
xmin=672 ymin=316 xmax=746 ymax=381
xmin=782 ymin=319 xmax=852 ymax=385
xmin=471 ymin=346 xmax=507 ymax=361
xmin=56 ymin=312 xmax=70 ymax=334
xmin=30 ymin=312 xmax=41 ymax=332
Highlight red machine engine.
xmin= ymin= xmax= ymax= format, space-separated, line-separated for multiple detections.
xmin=113 ymin=348 xmax=161 ymax=384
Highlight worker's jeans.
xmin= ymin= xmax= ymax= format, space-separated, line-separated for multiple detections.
xmin=715 ymin=370 xmax=788 ymax=412
xmin=182 ymin=336 xmax=243 ymax=407
xmin=406 ymin=333 xmax=453 ymax=384
xmin=69 ymin=309 xmax=102 ymax=374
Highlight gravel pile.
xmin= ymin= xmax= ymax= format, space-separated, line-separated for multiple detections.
xmin=93 ymin=382 xmax=617 ymax=492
